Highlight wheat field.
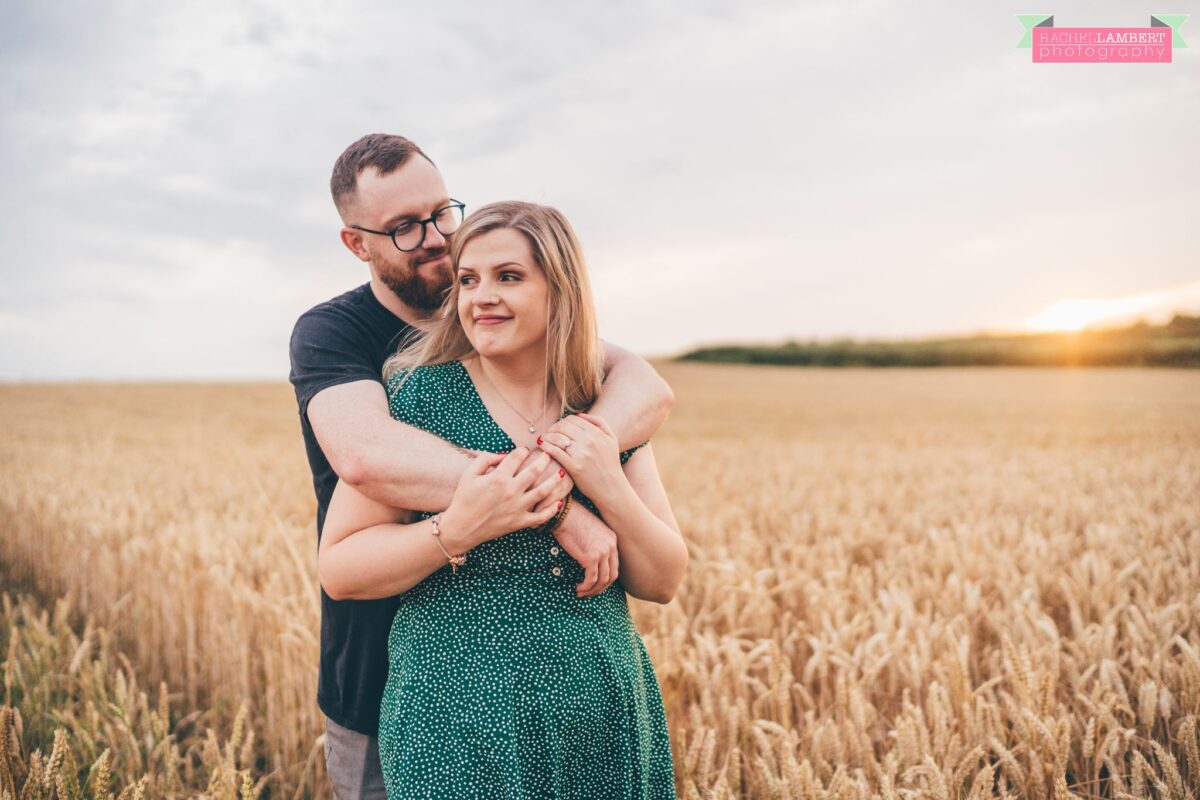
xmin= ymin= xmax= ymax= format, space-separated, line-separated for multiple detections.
xmin=1 ymin=363 xmax=1198 ymax=799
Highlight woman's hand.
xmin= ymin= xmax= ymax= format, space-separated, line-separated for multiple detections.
xmin=538 ymin=413 xmax=626 ymax=508
xmin=438 ymin=447 xmax=564 ymax=552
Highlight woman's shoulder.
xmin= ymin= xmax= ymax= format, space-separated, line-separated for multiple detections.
xmin=384 ymin=361 xmax=461 ymax=395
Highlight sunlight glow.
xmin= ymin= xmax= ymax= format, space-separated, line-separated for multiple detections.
xmin=1018 ymin=281 xmax=1200 ymax=333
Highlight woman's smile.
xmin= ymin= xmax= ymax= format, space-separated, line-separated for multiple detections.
xmin=473 ymin=315 xmax=512 ymax=326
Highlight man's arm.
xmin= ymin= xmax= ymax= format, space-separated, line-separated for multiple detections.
xmin=311 ymin=376 xmax=603 ymax=595
xmin=307 ymin=379 xmax=470 ymax=513
xmin=592 ymin=341 xmax=674 ymax=450
xmin=310 ymin=343 xmax=670 ymax=515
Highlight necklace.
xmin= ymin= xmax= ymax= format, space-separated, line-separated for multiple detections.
xmin=476 ymin=362 xmax=551 ymax=435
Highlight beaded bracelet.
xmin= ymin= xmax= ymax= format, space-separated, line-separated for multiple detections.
xmin=541 ymin=494 xmax=573 ymax=537
xmin=429 ymin=513 xmax=468 ymax=574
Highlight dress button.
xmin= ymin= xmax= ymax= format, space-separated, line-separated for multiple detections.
xmin=551 ymin=567 xmax=562 ymax=576
xmin=550 ymin=547 xmax=560 ymax=556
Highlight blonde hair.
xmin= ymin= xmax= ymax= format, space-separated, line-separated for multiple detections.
xmin=383 ymin=201 xmax=604 ymax=415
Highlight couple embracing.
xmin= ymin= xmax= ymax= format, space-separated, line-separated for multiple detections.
xmin=288 ymin=133 xmax=687 ymax=799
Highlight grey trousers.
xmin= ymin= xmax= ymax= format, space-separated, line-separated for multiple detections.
xmin=324 ymin=716 xmax=387 ymax=800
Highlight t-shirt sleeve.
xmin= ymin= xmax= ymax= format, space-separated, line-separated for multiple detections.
xmin=288 ymin=305 xmax=382 ymax=421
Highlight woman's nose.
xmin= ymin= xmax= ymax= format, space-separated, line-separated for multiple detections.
xmin=473 ymin=284 xmax=498 ymax=305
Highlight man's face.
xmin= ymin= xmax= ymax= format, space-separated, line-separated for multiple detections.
xmin=346 ymin=157 xmax=455 ymax=311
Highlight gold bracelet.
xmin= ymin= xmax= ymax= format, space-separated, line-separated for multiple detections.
xmin=541 ymin=494 xmax=573 ymax=537
xmin=430 ymin=514 xmax=468 ymax=574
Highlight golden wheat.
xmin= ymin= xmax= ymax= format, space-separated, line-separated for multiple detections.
xmin=0 ymin=591 xmax=277 ymax=799
xmin=1 ymin=364 xmax=1198 ymax=798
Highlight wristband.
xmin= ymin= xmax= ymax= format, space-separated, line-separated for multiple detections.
xmin=540 ymin=494 xmax=573 ymax=537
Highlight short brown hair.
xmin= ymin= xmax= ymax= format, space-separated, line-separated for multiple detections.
xmin=330 ymin=134 xmax=433 ymax=219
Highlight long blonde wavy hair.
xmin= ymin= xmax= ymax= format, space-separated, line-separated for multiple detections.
xmin=382 ymin=201 xmax=604 ymax=415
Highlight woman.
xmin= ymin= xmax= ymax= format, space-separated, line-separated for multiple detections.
xmin=317 ymin=200 xmax=687 ymax=798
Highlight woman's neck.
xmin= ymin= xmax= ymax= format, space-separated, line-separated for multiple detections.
xmin=472 ymin=351 xmax=555 ymax=413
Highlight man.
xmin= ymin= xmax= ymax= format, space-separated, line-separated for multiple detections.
xmin=288 ymin=133 xmax=674 ymax=799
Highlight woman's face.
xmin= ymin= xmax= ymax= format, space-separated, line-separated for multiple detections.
xmin=456 ymin=228 xmax=551 ymax=360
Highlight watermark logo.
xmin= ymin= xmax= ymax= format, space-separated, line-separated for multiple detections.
xmin=1017 ymin=14 xmax=1188 ymax=62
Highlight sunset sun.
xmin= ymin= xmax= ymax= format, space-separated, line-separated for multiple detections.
xmin=1021 ymin=298 xmax=1114 ymax=332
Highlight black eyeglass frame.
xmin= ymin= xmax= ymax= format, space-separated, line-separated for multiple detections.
xmin=350 ymin=200 xmax=467 ymax=252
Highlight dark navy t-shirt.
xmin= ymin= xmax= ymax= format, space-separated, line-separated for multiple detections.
xmin=288 ymin=281 xmax=412 ymax=734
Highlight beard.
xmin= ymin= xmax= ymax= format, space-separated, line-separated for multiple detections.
xmin=377 ymin=248 xmax=453 ymax=311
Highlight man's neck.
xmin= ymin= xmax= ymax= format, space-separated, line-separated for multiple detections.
xmin=368 ymin=276 xmax=434 ymax=325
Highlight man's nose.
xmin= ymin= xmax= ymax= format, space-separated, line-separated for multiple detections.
xmin=423 ymin=224 xmax=447 ymax=249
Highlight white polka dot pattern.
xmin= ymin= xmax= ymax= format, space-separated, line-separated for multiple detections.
xmin=376 ymin=360 xmax=675 ymax=798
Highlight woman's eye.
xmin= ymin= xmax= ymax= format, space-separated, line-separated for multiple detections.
xmin=459 ymin=276 xmax=476 ymax=286
xmin=500 ymin=273 xmax=520 ymax=281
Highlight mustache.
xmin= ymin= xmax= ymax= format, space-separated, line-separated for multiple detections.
xmin=415 ymin=247 xmax=450 ymax=265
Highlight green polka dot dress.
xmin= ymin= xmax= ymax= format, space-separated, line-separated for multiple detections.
xmin=377 ymin=359 xmax=677 ymax=799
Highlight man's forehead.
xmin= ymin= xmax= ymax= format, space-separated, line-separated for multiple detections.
xmin=355 ymin=159 xmax=449 ymax=221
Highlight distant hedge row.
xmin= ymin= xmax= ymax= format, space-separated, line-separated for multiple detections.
xmin=679 ymin=315 xmax=1200 ymax=368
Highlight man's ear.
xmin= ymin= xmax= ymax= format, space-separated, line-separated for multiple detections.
xmin=339 ymin=227 xmax=371 ymax=262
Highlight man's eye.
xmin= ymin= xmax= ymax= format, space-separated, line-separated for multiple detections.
xmin=392 ymin=222 xmax=416 ymax=235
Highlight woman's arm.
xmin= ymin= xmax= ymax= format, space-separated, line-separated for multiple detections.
xmin=318 ymin=479 xmax=453 ymax=600
xmin=586 ymin=443 xmax=687 ymax=604
xmin=539 ymin=414 xmax=687 ymax=604
xmin=319 ymin=448 xmax=565 ymax=600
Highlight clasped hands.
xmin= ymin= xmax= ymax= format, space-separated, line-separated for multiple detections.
xmin=442 ymin=413 xmax=624 ymax=598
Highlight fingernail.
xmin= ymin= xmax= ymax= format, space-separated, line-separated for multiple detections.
xmin=537 ymin=436 xmax=543 ymax=446
xmin=556 ymin=500 xmax=563 ymax=510
xmin=558 ymin=468 xmax=565 ymax=478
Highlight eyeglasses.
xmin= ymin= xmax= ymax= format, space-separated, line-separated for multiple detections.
xmin=350 ymin=200 xmax=466 ymax=252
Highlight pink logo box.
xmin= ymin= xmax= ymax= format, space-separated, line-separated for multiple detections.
xmin=1034 ymin=27 xmax=1171 ymax=62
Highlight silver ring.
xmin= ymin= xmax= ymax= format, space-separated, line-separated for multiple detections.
xmin=562 ymin=436 xmax=573 ymax=449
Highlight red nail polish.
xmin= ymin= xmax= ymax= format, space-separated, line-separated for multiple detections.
xmin=537 ymin=436 xmax=543 ymax=446
xmin=558 ymin=468 xmax=565 ymax=478
xmin=557 ymin=500 xmax=563 ymax=510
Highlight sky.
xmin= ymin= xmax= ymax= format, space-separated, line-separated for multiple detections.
xmin=1 ymin=0 xmax=1197 ymax=379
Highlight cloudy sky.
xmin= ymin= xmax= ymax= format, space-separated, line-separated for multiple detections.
xmin=1 ymin=0 xmax=1197 ymax=379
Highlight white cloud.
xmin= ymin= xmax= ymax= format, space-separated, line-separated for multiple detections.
xmin=1 ymin=0 xmax=1198 ymax=378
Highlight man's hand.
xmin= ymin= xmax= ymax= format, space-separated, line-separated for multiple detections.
xmin=554 ymin=504 xmax=620 ymax=598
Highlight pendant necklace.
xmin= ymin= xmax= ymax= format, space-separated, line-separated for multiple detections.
xmin=477 ymin=363 xmax=551 ymax=435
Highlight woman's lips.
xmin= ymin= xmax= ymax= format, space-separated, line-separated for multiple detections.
xmin=474 ymin=316 xmax=511 ymax=326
